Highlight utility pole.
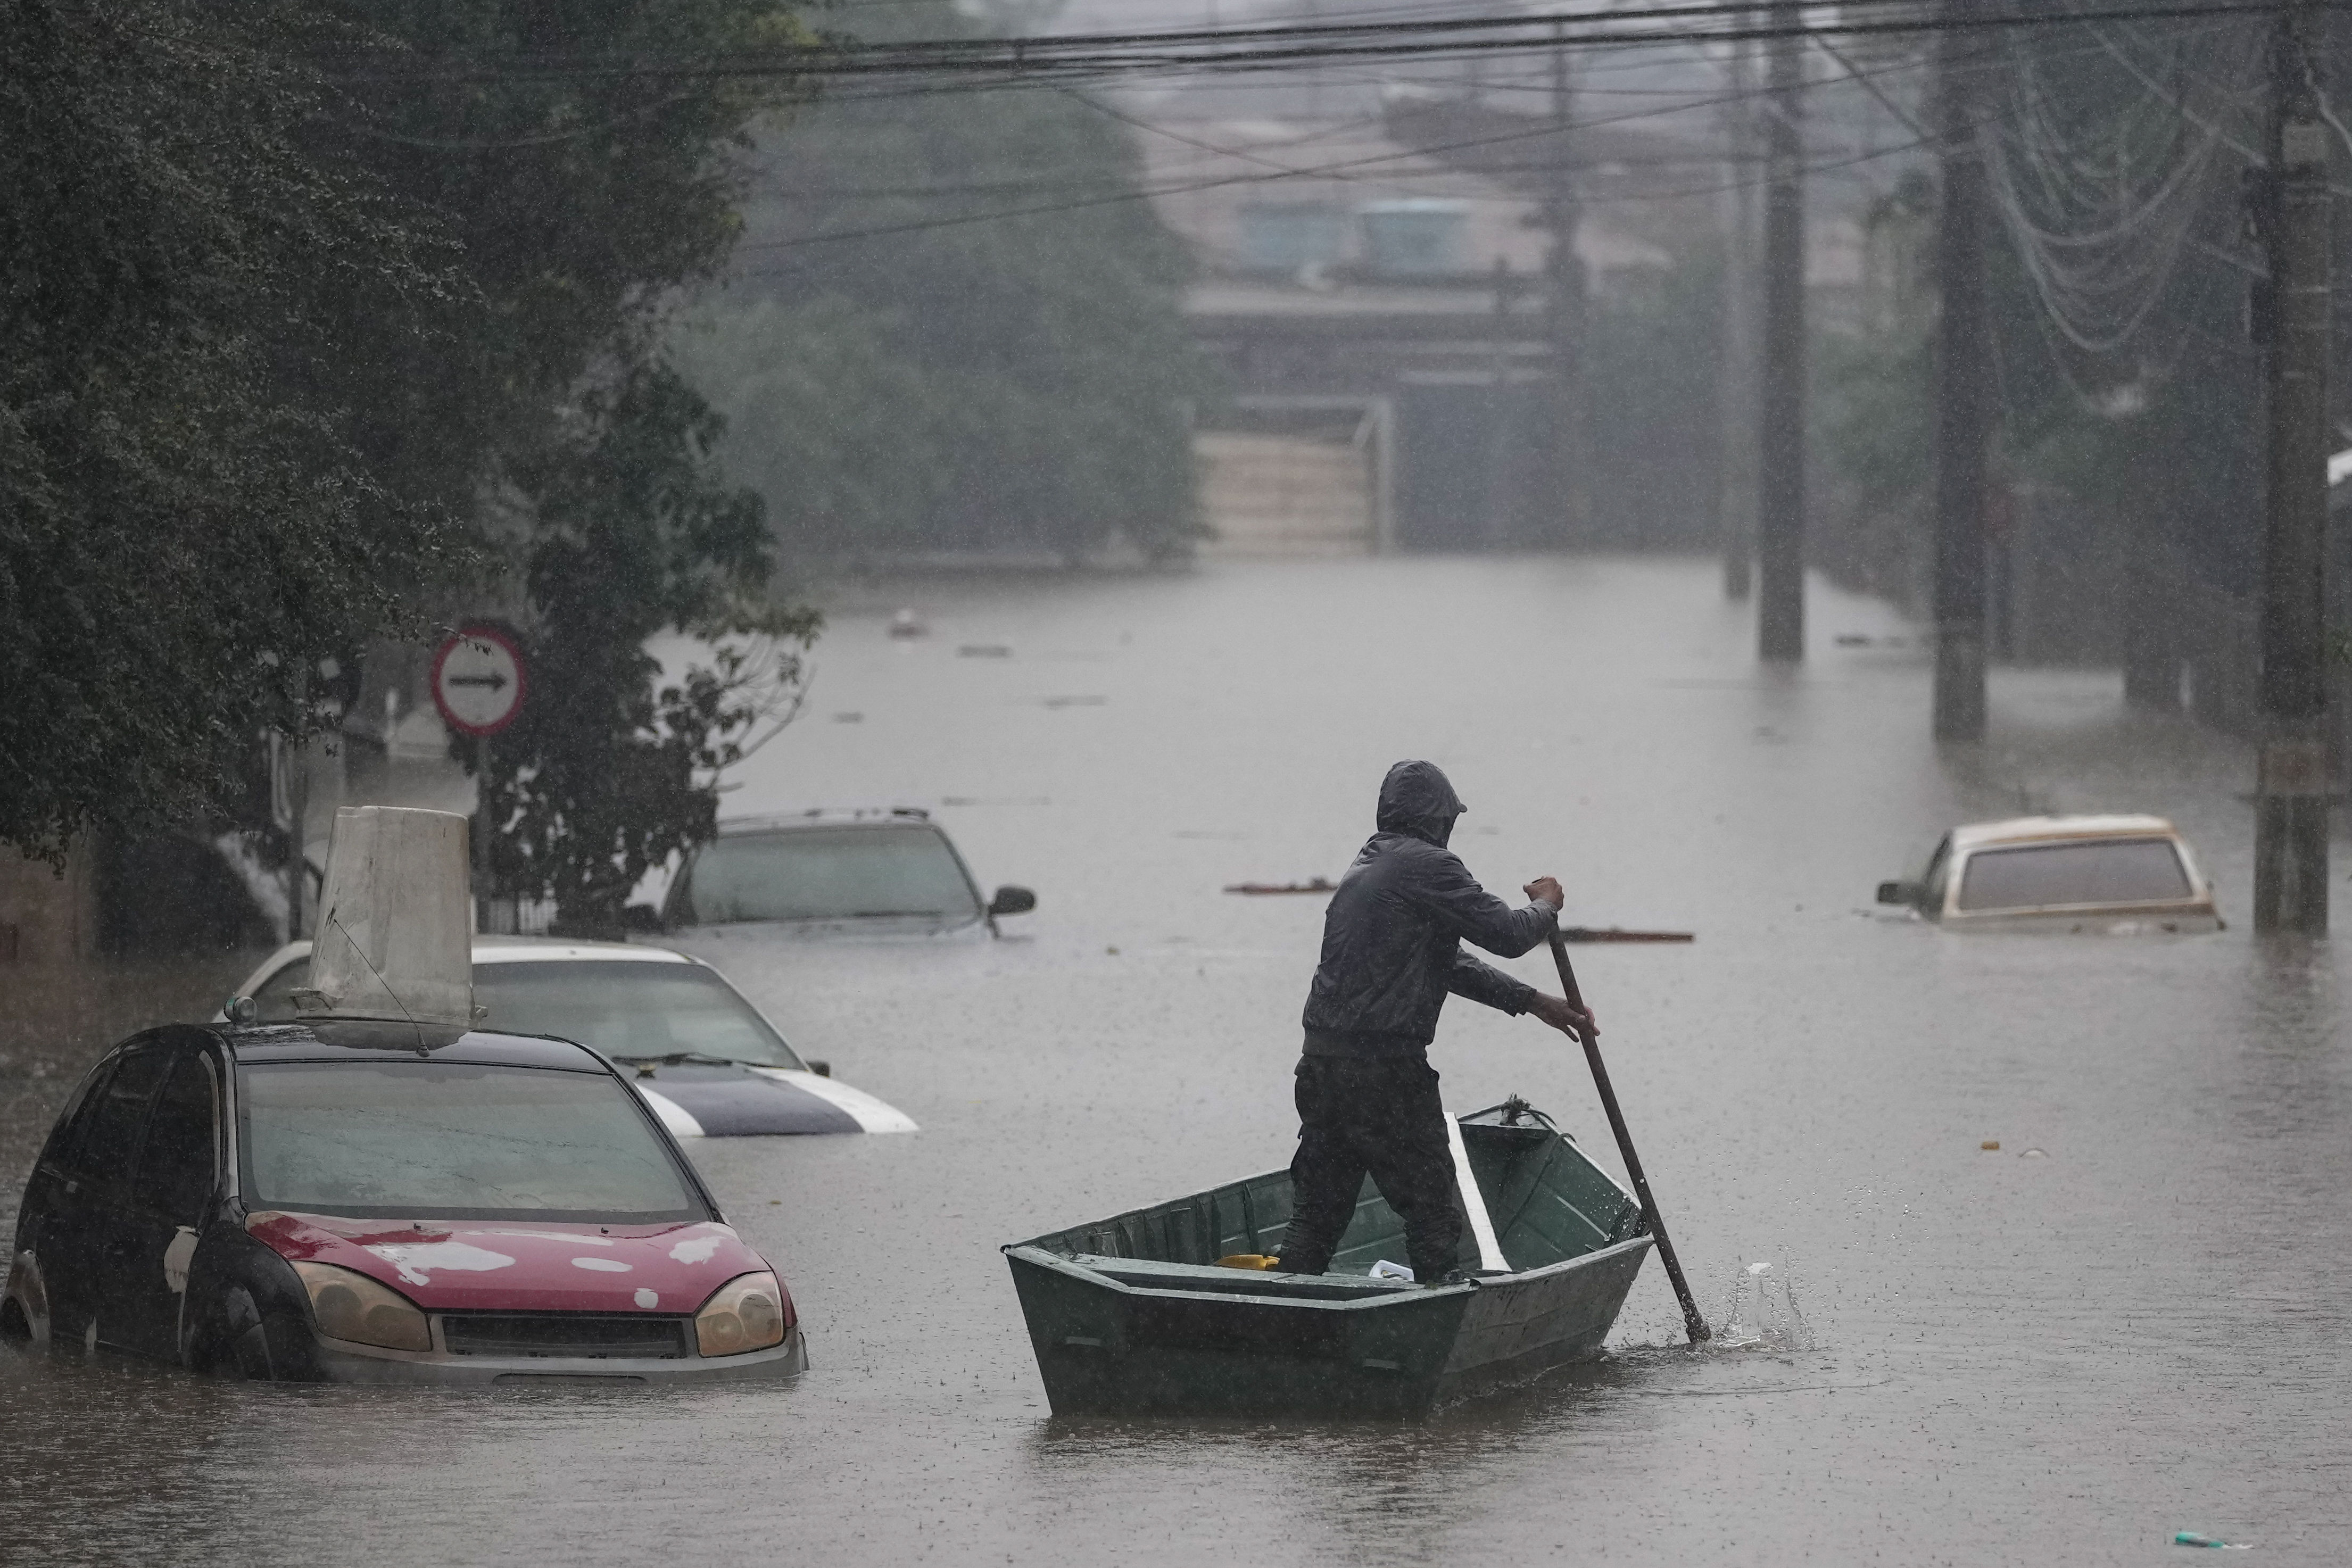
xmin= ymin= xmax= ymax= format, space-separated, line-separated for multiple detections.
xmin=1548 ymin=21 xmax=1592 ymax=546
xmin=1932 ymin=0 xmax=1993 ymax=740
xmin=1717 ymin=17 xmax=1759 ymax=601
xmin=1757 ymin=15 xmax=1807 ymax=660
xmin=2253 ymin=2 xmax=2332 ymax=933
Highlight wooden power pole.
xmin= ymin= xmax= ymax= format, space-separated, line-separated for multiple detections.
xmin=1549 ymin=22 xmax=1592 ymax=546
xmin=1932 ymin=0 xmax=1993 ymax=741
xmin=1757 ymin=17 xmax=1807 ymax=661
xmin=2254 ymin=2 xmax=2332 ymax=933
xmin=1718 ymin=19 xmax=1759 ymax=602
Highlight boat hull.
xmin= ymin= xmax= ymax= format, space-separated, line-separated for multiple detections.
xmin=1005 ymin=1106 xmax=1655 ymax=1417
xmin=1006 ymin=1235 xmax=1652 ymax=1417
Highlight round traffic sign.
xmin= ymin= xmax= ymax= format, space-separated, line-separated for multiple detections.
xmin=432 ymin=626 xmax=528 ymax=737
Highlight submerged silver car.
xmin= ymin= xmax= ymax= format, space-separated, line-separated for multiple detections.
xmin=660 ymin=809 xmax=1035 ymax=939
xmin=227 ymin=938 xmax=916 ymax=1136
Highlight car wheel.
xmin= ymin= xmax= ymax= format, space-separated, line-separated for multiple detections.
xmin=216 ymin=1288 xmax=311 ymax=1382
xmin=231 ymin=1321 xmax=276 ymax=1381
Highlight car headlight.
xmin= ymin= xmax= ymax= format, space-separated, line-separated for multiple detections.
xmin=695 ymin=1270 xmax=788 ymax=1357
xmin=292 ymin=1262 xmax=433 ymax=1353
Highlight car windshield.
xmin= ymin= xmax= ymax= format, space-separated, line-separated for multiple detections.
xmin=676 ymin=825 xmax=982 ymax=925
xmin=252 ymin=957 xmax=801 ymax=1068
xmin=475 ymin=961 xmax=801 ymax=1067
xmin=1955 ymin=838 xmax=2193 ymax=913
xmin=238 ymin=1061 xmax=703 ymax=1221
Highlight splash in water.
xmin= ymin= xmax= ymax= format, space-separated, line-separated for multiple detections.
xmin=1715 ymin=1258 xmax=1816 ymax=1351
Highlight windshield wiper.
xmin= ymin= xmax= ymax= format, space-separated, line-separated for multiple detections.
xmin=613 ymin=1051 xmax=740 ymax=1067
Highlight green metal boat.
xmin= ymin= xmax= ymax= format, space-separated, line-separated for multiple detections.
xmin=1003 ymin=1100 xmax=1653 ymax=1417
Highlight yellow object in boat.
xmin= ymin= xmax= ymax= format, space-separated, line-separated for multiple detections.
xmin=1213 ymin=1254 xmax=1281 ymax=1271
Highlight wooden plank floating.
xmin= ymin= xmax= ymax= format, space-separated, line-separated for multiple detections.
xmin=1217 ymin=880 xmax=1694 ymax=945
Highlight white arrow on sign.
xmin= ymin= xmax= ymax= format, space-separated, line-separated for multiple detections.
xmin=432 ymin=627 xmax=527 ymax=737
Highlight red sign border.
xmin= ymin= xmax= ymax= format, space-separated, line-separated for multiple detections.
xmin=431 ymin=625 xmax=529 ymax=739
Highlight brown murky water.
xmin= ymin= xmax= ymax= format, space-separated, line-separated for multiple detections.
xmin=4 ymin=557 xmax=2347 ymax=1564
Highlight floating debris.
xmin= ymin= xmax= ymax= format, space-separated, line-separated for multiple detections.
xmin=1982 ymin=1140 xmax=2001 ymax=1151
xmin=958 ymin=644 xmax=1012 ymax=658
xmin=1041 ymin=694 xmax=1107 ymax=709
xmin=1224 ymin=877 xmax=1337 ymax=895
xmin=2020 ymin=1147 xmax=2049 ymax=1159
xmin=2172 ymin=1531 xmax=2251 ymax=1549
xmin=831 ymin=711 xmax=864 ymax=724
xmin=1560 ymin=926 xmax=1694 ymax=944
xmin=887 ymin=608 xmax=929 ymax=638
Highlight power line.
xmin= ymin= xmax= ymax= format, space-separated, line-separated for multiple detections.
xmin=320 ymin=1 xmax=2333 ymax=86
xmin=731 ymin=20 xmax=2190 ymax=251
xmin=735 ymin=120 xmax=1934 ymax=261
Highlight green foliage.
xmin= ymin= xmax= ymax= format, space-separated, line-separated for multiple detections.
xmin=1585 ymin=253 xmax=1727 ymax=549
xmin=1818 ymin=327 xmax=1931 ymax=517
xmin=0 ymin=0 xmax=461 ymax=861
xmin=314 ymin=0 xmax=819 ymax=932
xmin=3 ymin=0 xmax=822 ymax=928
xmin=1816 ymin=24 xmax=2270 ymax=611
xmin=678 ymin=10 xmax=1209 ymax=564
xmin=485 ymin=362 xmax=815 ymax=934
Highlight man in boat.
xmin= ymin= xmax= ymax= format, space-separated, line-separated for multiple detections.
xmin=1274 ymin=760 xmax=1592 ymax=1285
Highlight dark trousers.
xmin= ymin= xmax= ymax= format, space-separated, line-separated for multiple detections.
xmin=1274 ymin=1055 xmax=1462 ymax=1282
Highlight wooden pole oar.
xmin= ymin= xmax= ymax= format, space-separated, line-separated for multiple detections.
xmin=1547 ymin=928 xmax=1711 ymax=1345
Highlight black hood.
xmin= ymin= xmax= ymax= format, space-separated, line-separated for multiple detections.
xmin=1375 ymin=760 xmax=1465 ymax=847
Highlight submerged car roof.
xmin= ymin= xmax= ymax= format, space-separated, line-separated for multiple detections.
xmin=254 ymin=935 xmax=697 ymax=967
xmin=1950 ymin=814 xmax=2182 ymax=852
xmin=710 ymin=808 xmax=938 ymax=836
xmin=214 ymin=1020 xmax=616 ymax=1072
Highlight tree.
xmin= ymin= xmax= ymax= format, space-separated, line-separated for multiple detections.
xmin=317 ymin=0 xmax=823 ymax=934
xmin=675 ymin=0 xmax=1209 ymax=565
xmin=5 ymin=0 xmax=823 ymax=937
xmin=484 ymin=360 xmax=815 ymax=935
xmin=1 ymin=0 xmax=462 ymax=863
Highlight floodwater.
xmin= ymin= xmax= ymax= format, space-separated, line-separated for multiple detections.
xmin=5 ymin=556 xmax=2349 ymax=1565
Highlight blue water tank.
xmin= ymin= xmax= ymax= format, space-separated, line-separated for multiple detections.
xmin=1237 ymin=203 xmax=1349 ymax=272
xmin=1359 ymin=200 xmax=1470 ymax=277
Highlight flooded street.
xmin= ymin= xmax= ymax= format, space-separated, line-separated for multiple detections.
xmin=6 ymin=555 xmax=2349 ymax=1564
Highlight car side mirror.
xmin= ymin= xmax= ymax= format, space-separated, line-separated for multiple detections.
xmin=1876 ymin=881 xmax=1917 ymax=906
xmin=987 ymin=885 xmax=1037 ymax=917
xmin=805 ymin=1060 xmax=832 ymax=1078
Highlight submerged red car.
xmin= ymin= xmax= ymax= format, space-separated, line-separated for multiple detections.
xmin=2 ymin=1017 xmax=807 ymax=1383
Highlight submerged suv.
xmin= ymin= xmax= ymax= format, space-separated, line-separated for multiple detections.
xmin=1877 ymin=815 xmax=2221 ymax=933
xmin=660 ymin=809 xmax=1034 ymax=939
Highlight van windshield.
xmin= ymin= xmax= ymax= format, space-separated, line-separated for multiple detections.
xmin=675 ymin=826 xmax=981 ymax=925
xmin=1955 ymin=838 xmax=2193 ymax=913
xmin=239 ymin=1061 xmax=702 ymax=1221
